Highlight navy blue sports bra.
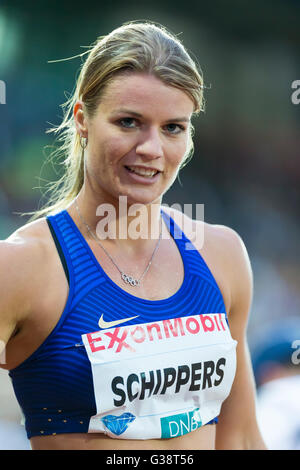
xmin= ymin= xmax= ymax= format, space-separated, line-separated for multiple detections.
xmin=9 ymin=209 xmax=237 ymax=440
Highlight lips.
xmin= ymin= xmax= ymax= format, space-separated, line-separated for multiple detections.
xmin=124 ymin=165 xmax=161 ymax=178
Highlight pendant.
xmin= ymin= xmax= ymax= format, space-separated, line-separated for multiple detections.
xmin=121 ymin=273 xmax=140 ymax=287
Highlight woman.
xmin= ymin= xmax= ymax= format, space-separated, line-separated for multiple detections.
xmin=0 ymin=22 xmax=266 ymax=450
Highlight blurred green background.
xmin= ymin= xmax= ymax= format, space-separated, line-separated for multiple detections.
xmin=0 ymin=0 xmax=300 ymax=449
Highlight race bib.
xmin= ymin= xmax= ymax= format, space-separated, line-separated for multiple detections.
xmin=82 ymin=313 xmax=237 ymax=440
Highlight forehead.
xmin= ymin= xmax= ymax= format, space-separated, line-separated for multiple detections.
xmin=98 ymin=73 xmax=194 ymax=118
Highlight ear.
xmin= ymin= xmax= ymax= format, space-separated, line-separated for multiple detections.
xmin=74 ymin=100 xmax=88 ymax=138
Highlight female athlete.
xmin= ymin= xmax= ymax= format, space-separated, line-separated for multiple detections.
xmin=0 ymin=22 xmax=266 ymax=450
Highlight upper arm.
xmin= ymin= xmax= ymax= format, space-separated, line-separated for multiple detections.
xmin=213 ymin=226 xmax=266 ymax=449
xmin=0 ymin=236 xmax=35 ymax=367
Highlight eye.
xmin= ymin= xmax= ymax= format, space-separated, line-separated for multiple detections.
xmin=164 ymin=123 xmax=186 ymax=135
xmin=118 ymin=117 xmax=138 ymax=129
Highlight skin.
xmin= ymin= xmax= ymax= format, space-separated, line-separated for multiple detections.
xmin=0 ymin=73 xmax=267 ymax=450
xmin=73 ymin=72 xmax=194 ymax=257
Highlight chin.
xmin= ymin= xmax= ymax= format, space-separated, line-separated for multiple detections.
xmin=112 ymin=184 xmax=162 ymax=207
xmin=123 ymin=193 xmax=161 ymax=207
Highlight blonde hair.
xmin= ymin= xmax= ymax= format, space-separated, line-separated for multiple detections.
xmin=28 ymin=21 xmax=205 ymax=221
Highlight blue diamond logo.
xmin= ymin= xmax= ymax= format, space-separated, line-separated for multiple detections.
xmin=101 ymin=413 xmax=136 ymax=435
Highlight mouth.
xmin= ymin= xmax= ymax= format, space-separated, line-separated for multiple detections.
xmin=124 ymin=165 xmax=161 ymax=178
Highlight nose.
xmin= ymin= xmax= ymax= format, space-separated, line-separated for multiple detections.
xmin=135 ymin=127 xmax=164 ymax=159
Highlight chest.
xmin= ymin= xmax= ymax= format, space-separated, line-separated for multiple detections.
xmin=7 ymin=225 xmax=230 ymax=370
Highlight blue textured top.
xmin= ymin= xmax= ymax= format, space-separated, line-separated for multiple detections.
xmin=9 ymin=209 xmax=228 ymax=439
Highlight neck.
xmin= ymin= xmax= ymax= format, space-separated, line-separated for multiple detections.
xmin=70 ymin=188 xmax=164 ymax=256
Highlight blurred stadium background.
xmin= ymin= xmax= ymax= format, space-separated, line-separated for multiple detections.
xmin=0 ymin=0 xmax=299 ymax=450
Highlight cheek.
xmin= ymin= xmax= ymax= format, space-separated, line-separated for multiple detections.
xmin=101 ymin=135 xmax=132 ymax=165
xmin=168 ymin=139 xmax=189 ymax=168
xmin=88 ymin=137 xmax=124 ymax=169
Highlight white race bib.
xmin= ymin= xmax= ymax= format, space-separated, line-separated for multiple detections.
xmin=82 ymin=313 xmax=237 ymax=439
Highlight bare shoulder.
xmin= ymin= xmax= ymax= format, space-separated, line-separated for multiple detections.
xmin=162 ymin=205 xmax=253 ymax=318
xmin=162 ymin=204 xmax=250 ymax=259
xmin=0 ymin=218 xmax=53 ymax=336
xmin=2 ymin=217 xmax=52 ymax=268
xmin=207 ymin=222 xmax=252 ymax=271
xmin=203 ymin=222 xmax=254 ymax=335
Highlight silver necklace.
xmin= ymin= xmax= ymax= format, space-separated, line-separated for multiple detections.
xmin=74 ymin=197 xmax=162 ymax=287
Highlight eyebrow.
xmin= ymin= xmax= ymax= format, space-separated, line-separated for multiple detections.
xmin=112 ymin=108 xmax=191 ymax=122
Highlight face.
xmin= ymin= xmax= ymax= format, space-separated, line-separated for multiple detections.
xmin=75 ymin=72 xmax=194 ymax=206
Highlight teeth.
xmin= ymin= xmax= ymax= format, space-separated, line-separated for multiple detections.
xmin=126 ymin=166 xmax=158 ymax=177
